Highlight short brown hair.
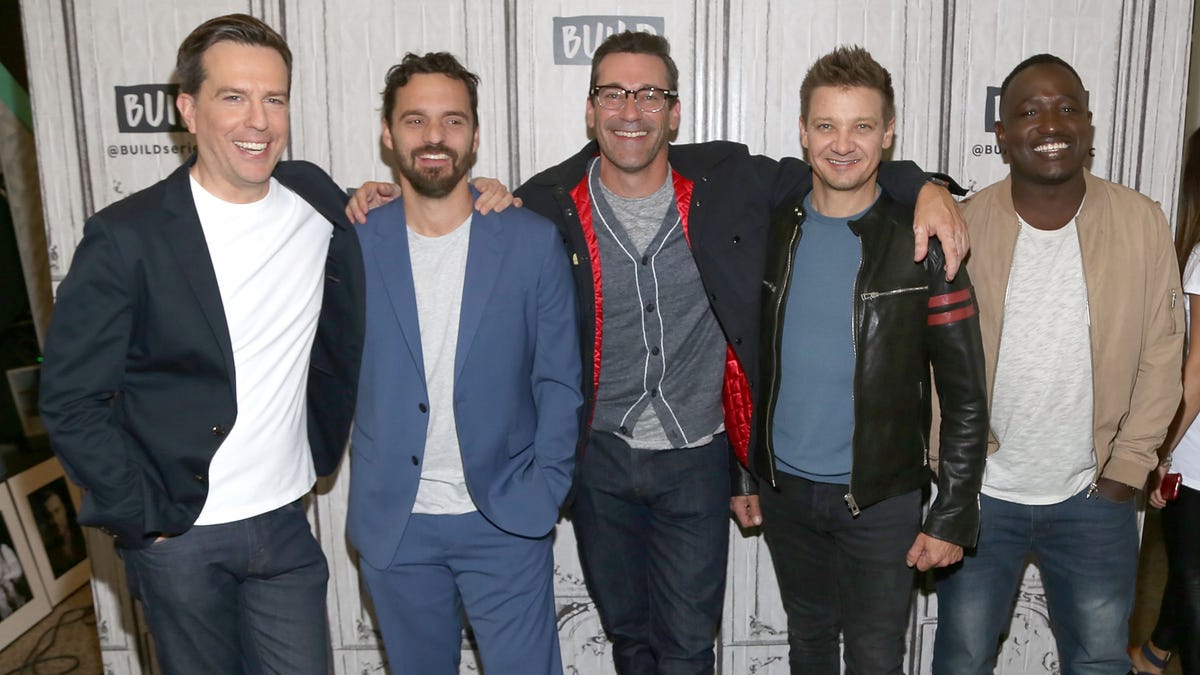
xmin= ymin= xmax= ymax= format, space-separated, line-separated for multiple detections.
xmin=800 ymin=46 xmax=894 ymax=122
xmin=589 ymin=31 xmax=679 ymax=93
xmin=381 ymin=52 xmax=480 ymax=126
xmin=175 ymin=14 xmax=292 ymax=95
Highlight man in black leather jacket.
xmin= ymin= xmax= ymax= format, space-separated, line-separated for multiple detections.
xmin=744 ymin=47 xmax=988 ymax=674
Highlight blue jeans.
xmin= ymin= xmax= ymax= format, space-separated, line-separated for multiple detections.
xmin=760 ymin=472 xmax=920 ymax=675
xmin=932 ymin=489 xmax=1138 ymax=675
xmin=121 ymin=499 xmax=331 ymax=675
xmin=571 ymin=431 xmax=732 ymax=675
xmin=358 ymin=511 xmax=561 ymax=675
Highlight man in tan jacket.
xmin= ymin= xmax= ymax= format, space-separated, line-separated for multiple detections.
xmin=931 ymin=54 xmax=1183 ymax=675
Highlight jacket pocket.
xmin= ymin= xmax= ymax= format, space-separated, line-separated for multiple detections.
xmin=507 ymin=420 xmax=535 ymax=458
xmin=350 ymin=421 xmax=375 ymax=462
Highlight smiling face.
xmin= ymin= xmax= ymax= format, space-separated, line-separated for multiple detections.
xmin=996 ymin=62 xmax=1093 ymax=189
xmin=382 ymin=72 xmax=479 ymax=199
xmin=176 ymin=41 xmax=289 ymax=204
xmin=586 ymin=52 xmax=680 ymax=196
xmin=800 ymin=85 xmax=894 ymax=216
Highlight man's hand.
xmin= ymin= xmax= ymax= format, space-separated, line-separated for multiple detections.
xmin=913 ymin=183 xmax=970 ymax=281
xmin=1148 ymin=464 xmax=1170 ymax=509
xmin=344 ymin=177 xmax=521 ymax=225
xmin=905 ymin=533 xmax=963 ymax=571
xmin=730 ymin=495 xmax=762 ymax=529
xmin=470 ymin=177 xmax=522 ymax=214
xmin=345 ymin=181 xmax=399 ymax=224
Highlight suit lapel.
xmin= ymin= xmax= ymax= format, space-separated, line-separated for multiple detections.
xmin=160 ymin=164 xmax=237 ymax=395
xmin=455 ymin=211 xmax=504 ymax=381
xmin=368 ymin=205 xmax=426 ymax=376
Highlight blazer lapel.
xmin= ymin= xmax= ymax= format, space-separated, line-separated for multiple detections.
xmin=160 ymin=164 xmax=237 ymax=395
xmin=455 ymin=211 xmax=504 ymax=381
xmin=369 ymin=206 xmax=426 ymax=376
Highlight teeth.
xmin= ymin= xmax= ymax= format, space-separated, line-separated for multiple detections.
xmin=233 ymin=141 xmax=266 ymax=153
xmin=614 ymin=130 xmax=647 ymax=138
xmin=829 ymin=159 xmax=858 ymax=166
xmin=1035 ymin=142 xmax=1068 ymax=152
xmin=419 ymin=154 xmax=449 ymax=160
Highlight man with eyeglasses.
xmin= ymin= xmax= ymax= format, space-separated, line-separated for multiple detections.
xmin=513 ymin=32 xmax=970 ymax=674
xmin=347 ymin=30 xmax=971 ymax=673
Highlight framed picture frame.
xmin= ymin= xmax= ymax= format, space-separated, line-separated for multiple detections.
xmin=0 ymin=481 xmax=52 ymax=650
xmin=5 ymin=366 xmax=45 ymax=439
xmin=8 ymin=457 xmax=89 ymax=605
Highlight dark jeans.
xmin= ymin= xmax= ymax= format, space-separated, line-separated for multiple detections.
xmin=1152 ymin=483 xmax=1200 ymax=673
xmin=759 ymin=472 xmax=920 ymax=675
xmin=571 ymin=431 xmax=732 ymax=675
xmin=122 ymin=499 xmax=330 ymax=675
xmin=932 ymin=489 xmax=1138 ymax=675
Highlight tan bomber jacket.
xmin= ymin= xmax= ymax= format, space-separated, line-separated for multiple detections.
xmin=933 ymin=170 xmax=1183 ymax=490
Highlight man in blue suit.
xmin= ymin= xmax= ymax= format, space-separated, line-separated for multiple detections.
xmin=348 ymin=52 xmax=582 ymax=674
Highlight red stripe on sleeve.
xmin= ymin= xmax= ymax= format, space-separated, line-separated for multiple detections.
xmin=927 ymin=305 xmax=978 ymax=326
xmin=928 ymin=288 xmax=973 ymax=308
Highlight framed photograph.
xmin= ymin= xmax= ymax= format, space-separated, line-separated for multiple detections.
xmin=9 ymin=457 xmax=89 ymax=605
xmin=0 ymin=481 xmax=52 ymax=649
xmin=5 ymin=366 xmax=45 ymax=438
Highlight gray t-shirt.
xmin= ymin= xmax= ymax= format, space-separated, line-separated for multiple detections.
xmin=409 ymin=216 xmax=476 ymax=514
xmin=986 ymin=213 xmax=1096 ymax=504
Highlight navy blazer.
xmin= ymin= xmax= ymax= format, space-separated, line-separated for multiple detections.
xmin=347 ymin=196 xmax=581 ymax=569
xmin=39 ymin=158 xmax=364 ymax=549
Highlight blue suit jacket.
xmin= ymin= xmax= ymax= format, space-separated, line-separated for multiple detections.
xmin=347 ymin=196 xmax=582 ymax=568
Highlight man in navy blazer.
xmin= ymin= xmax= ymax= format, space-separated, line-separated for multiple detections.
xmin=39 ymin=15 xmax=363 ymax=674
xmin=348 ymin=52 xmax=581 ymax=674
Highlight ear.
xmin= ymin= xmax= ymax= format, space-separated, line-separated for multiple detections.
xmin=994 ymin=120 xmax=1006 ymax=153
xmin=472 ymin=122 xmax=480 ymax=154
xmin=882 ymin=116 xmax=895 ymax=150
xmin=798 ymin=116 xmax=809 ymax=152
xmin=586 ymin=96 xmax=597 ymax=133
xmin=177 ymin=93 xmax=197 ymax=134
xmin=668 ymin=99 xmax=681 ymax=133
xmin=381 ymin=117 xmax=395 ymax=151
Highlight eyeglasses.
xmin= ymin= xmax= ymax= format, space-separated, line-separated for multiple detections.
xmin=590 ymin=86 xmax=679 ymax=113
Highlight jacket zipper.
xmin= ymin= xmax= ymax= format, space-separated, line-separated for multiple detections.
xmin=860 ymin=285 xmax=928 ymax=301
xmin=845 ymin=237 xmax=866 ymax=517
xmin=763 ymin=209 xmax=805 ymax=489
xmin=1070 ymin=220 xmax=1104 ymax=498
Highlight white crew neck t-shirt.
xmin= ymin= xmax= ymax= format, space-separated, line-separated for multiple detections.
xmin=190 ymin=176 xmax=331 ymax=525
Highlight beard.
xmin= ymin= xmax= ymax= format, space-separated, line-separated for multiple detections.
xmin=396 ymin=143 xmax=478 ymax=198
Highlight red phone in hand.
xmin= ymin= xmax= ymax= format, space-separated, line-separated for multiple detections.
xmin=1160 ymin=472 xmax=1183 ymax=502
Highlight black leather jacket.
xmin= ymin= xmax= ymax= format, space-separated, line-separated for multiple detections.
xmin=747 ymin=192 xmax=988 ymax=547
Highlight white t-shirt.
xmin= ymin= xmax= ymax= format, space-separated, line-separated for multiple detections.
xmin=190 ymin=176 xmax=331 ymax=525
xmin=409 ymin=216 xmax=476 ymax=515
xmin=984 ymin=214 xmax=1096 ymax=504
xmin=1170 ymin=245 xmax=1200 ymax=487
